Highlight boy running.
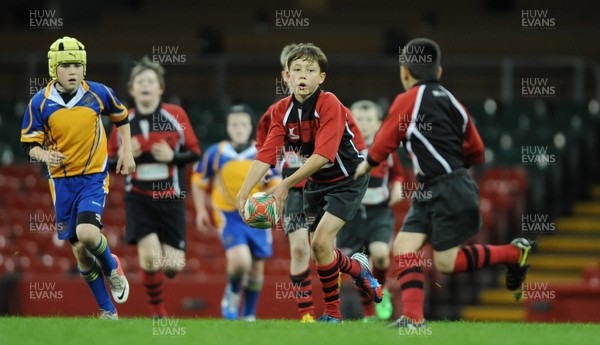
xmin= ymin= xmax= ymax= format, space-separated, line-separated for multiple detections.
xmin=108 ymin=56 xmax=200 ymax=318
xmin=21 ymin=36 xmax=134 ymax=319
xmin=237 ymin=43 xmax=382 ymax=323
xmin=354 ymin=38 xmax=532 ymax=328
xmin=192 ymin=105 xmax=281 ymax=321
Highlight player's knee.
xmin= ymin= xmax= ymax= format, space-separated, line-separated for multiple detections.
xmin=229 ymin=259 xmax=251 ymax=276
xmin=71 ymin=242 xmax=94 ymax=266
xmin=434 ymin=258 xmax=455 ymax=274
xmin=76 ymin=225 xmax=99 ymax=247
xmin=290 ymin=241 xmax=310 ymax=261
xmin=139 ymin=254 xmax=159 ymax=271
xmin=310 ymin=238 xmax=329 ymax=261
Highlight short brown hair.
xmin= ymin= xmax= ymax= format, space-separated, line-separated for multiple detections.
xmin=128 ymin=56 xmax=166 ymax=90
xmin=280 ymin=43 xmax=297 ymax=70
xmin=286 ymin=43 xmax=328 ymax=73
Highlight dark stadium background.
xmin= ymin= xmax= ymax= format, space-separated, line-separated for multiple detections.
xmin=1 ymin=0 xmax=599 ymax=322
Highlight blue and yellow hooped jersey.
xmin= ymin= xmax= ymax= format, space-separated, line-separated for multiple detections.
xmin=192 ymin=141 xmax=280 ymax=212
xmin=21 ymin=80 xmax=128 ymax=178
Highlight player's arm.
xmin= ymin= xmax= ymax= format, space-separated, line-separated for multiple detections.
xmin=102 ymin=85 xmax=135 ymax=174
xmin=462 ymin=110 xmax=485 ymax=166
xmin=152 ymin=108 xmax=201 ymax=164
xmin=355 ymin=95 xmax=409 ymax=179
xmin=389 ymin=151 xmax=405 ymax=205
xmin=237 ymin=109 xmax=286 ymax=217
xmin=21 ymin=98 xmax=67 ymax=166
xmin=236 ymin=160 xmax=272 ymax=215
xmin=191 ymin=149 xmax=215 ymax=233
xmin=115 ymin=123 xmax=136 ymax=174
xmin=172 ymin=110 xmax=201 ymax=164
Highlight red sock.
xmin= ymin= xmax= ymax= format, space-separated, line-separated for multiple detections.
xmin=316 ymin=258 xmax=341 ymax=319
xmin=452 ymin=244 xmax=520 ymax=273
xmin=394 ymin=254 xmax=424 ymax=322
xmin=334 ymin=248 xmax=362 ymax=278
xmin=142 ymin=270 xmax=167 ymax=317
xmin=373 ymin=267 xmax=387 ymax=287
xmin=289 ymin=267 xmax=315 ymax=318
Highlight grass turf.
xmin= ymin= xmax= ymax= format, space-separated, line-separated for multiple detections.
xmin=0 ymin=318 xmax=598 ymax=345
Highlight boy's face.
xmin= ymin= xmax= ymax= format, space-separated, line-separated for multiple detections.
xmin=227 ymin=112 xmax=252 ymax=146
xmin=288 ymin=58 xmax=325 ymax=102
xmin=56 ymin=63 xmax=83 ymax=94
xmin=130 ymin=69 xmax=164 ymax=106
xmin=353 ymin=108 xmax=381 ymax=140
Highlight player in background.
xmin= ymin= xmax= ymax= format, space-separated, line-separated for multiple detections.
xmin=107 ymin=56 xmax=200 ymax=318
xmin=21 ymin=36 xmax=134 ymax=319
xmin=192 ymin=105 xmax=281 ymax=321
xmin=337 ymin=100 xmax=404 ymax=322
xmin=236 ymin=43 xmax=382 ymax=323
xmin=354 ymin=38 xmax=532 ymax=329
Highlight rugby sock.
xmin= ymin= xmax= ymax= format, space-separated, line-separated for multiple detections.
xmin=334 ymin=248 xmax=362 ymax=278
xmin=242 ymin=278 xmax=262 ymax=317
xmin=78 ymin=260 xmax=115 ymax=314
xmin=289 ymin=267 xmax=315 ymax=318
xmin=228 ymin=274 xmax=243 ymax=294
xmin=142 ymin=270 xmax=167 ymax=317
xmin=317 ymin=258 xmax=342 ymax=319
xmin=89 ymin=234 xmax=117 ymax=277
xmin=394 ymin=253 xmax=424 ymax=322
xmin=452 ymin=244 xmax=520 ymax=273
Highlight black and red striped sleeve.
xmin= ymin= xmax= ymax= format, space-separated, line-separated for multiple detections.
xmin=367 ymin=92 xmax=413 ymax=166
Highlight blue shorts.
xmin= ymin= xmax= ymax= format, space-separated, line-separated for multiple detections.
xmin=50 ymin=173 xmax=109 ymax=241
xmin=214 ymin=210 xmax=273 ymax=259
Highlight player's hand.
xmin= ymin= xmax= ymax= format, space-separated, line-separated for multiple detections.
xmin=389 ymin=181 xmax=403 ymax=205
xmin=116 ymin=152 xmax=136 ymax=175
xmin=195 ymin=208 xmax=212 ymax=234
xmin=39 ymin=149 xmax=67 ymax=168
xmin=265 ymin=182 xmax=289 ymax=222
xmin=130 ymin=138 xmax=143 ymax=158
xmin=151 ymin=140 xmax=174 ymax=162
xmin=236 ymin=192 xmax=249 ymax=223
xmin=354 ymin=160 xmax=373 ymax=180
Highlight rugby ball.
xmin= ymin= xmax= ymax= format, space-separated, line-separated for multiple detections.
xmin=243 ymin=192 xmax=278 ymax=229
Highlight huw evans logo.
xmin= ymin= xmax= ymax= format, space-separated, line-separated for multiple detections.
xmin=521 ymin=78 xmax=555 ymax=98
xmin=30 ymin=10 xmax=63 ymax=29
xmin=152 ymin=46 xmax=187 ymax=65
xmin=275 ymin=10 xmax=310 ymax=29
xmin=522 ymin=10 xmax=556 ymax=29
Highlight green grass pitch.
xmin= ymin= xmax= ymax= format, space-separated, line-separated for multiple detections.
xmin=0 ymin=318 xmax=598 ymax=345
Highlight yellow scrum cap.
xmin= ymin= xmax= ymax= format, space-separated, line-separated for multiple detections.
xmin=48 ymin=36 xmax=86 ymax=80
